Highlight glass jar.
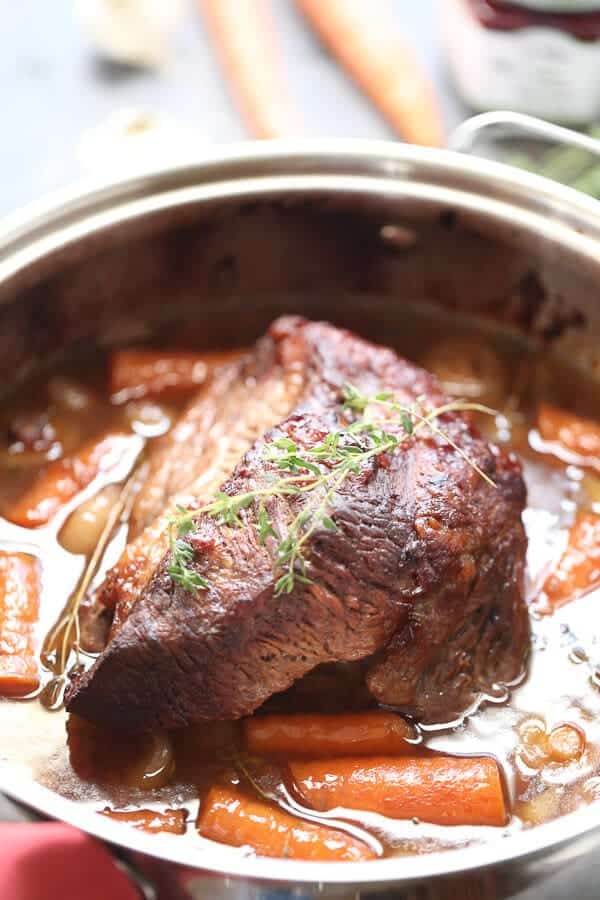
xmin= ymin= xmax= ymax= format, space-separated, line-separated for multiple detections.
xmin=441 ymin=0 xmax=600 ymax=122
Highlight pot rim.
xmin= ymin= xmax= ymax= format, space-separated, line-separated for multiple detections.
xmin=2 ymin=764 xmax=600 ymax=887
xmin=1 ymin=139 xmax=600 ymax=287
xmin=1 ymin=139 xmax=600 ymax=886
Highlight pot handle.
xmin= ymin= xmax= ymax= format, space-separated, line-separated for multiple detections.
xmin=449 ymin=111 xmax=600 ymax=159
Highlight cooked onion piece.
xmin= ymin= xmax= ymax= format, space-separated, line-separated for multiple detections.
xmin=59 ymin=484 xmax=121 ymax=556
xmin=518 ymin=718 xmax=550 ymax=770
xmin=548 ymin=724 xmax=586 ymax=764
xmin=517 ymin=719 xmax=586 ymax=769
xmin=48 ymin=377 xmax=96 ymax=414
xmin=421 ymin=339 xmax=506 ymax=406
xmin=123 ymin=730 xmax=176 ymax=790
xmin=67 ymin=715 xmax=175 ymax=789
xmin=123 ymin=400 xmax=172 ymax=437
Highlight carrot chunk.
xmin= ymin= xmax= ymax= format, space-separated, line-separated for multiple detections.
xmin=289 ymin=756 xmax=507 ymax=827
xmin=100 ymin=807 xmax=187 ymax=835
xmin=243 ymin=711 xmax=416 ymax=758
xmin=197 ymin=785 xmax=375 ymax=861
xmin=539 ymin=513 xmax=600 ymax=610
xmin=537 ymin=404 xmax=600 ymax=474
xmin=5 ymin=432 xmax=142 ymax=528
xmin=0 ymin=552 xmax=41 ymax=697
xmin=110 ymin=351 xmax=213 ymax=401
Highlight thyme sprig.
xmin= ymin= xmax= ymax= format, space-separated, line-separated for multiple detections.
xmin=167 ymin=506 xmax=209 ymax=594
xmin=167 ymin=387 xmax=496 ymax=597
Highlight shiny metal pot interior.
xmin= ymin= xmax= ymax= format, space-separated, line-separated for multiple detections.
xmin=1 ymin=142 xmax=600 ymax=897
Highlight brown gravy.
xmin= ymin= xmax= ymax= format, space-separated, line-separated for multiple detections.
xmin=1 ymin=310 xmax=600 ymax=860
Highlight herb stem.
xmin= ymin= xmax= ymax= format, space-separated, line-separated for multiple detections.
xmin=167 ymin=387 xmax=497 ymax=597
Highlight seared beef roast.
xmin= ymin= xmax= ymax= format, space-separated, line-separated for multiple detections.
xmin=97 ymin=334 xmax=307 ymax=630
xmin=67 ymin=318 xmax=529 ymax=730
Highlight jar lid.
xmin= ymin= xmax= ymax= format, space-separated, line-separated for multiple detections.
xmin=469 ymin=0 xmax=600 ymax=37
xmin=499 ymin=2 xmax=600 ymax=9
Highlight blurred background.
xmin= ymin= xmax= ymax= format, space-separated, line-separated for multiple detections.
xmin=2 ymin=2 xmax=600 ymax=898
xmin=3 ymin=0 xmax=600 ymax=218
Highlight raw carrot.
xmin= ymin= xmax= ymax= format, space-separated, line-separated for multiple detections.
xmin=537 ymin=404 xmax=600 ymax=474
xmin=290 ymin=756 xmax=507 ymax=827
xmin=539 ymin=513 xmax=600 ymax=611
xmin=197 ymin=785 xmax=375 ymax=861
xmin=0 ymin=552 xmax=41 ymax=697
xmin=295 ymin=0 xmax=444 ymax=147
xmin=100 ymin=807 xmax=187 ymax=835
xmin=5 ymin=432 xmax=142 ymax=528
xmin=110 ymin=350 xmax=231 ymax=401
xmin=243 ymin=711 xmax=416 ymax=758
xmin=198 ymin=0 xmax=303 ymax=139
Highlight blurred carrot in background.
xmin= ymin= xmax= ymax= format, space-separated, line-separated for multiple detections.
xmin=295 ymin=0 xmax=444 ymax=146
xmin=199 ymin=0 xmax=303 ymax=139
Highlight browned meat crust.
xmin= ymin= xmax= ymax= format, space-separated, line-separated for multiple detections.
xmin=67 ymin=318 xmax=528 ymax=730
xmin=97 ymin=333 xmax=307 ymax=628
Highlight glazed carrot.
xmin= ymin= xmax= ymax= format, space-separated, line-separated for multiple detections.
xmin=243 ymin=711 xmax=416 ymax=758
xmin=539 ymin=513 xmax=600 ymax=611
xmin=110 ymin=350 xmax=211 ymax=401
xmin=100 ymin=807 xmax=187 ymax=835
xmin=290 ymin=756 xmax=507 ymax=827
xmin=295 ymin=0 xmax=444 ymax=146
xmin=5 ymin=432 xmax=142 ymax=528
xmin=0 ymin=552 xmax=41 ymax=697
xmin=198 ymin=0 xmax=303 ymax=139
xmin=537 ymin=404 xmax=600 ymax=474
xmin=197 ymin=785 xmax=375 ymax=861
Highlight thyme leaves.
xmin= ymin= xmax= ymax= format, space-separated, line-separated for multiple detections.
xmin=167 ymin=386 xmax=496 ymax=597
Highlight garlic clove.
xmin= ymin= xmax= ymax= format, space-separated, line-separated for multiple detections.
xmin=74 ymin=0 xmax=186 ymax=69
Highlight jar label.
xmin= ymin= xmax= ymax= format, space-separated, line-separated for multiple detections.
xmin=443 ymin=0 xmax=600 ymax=122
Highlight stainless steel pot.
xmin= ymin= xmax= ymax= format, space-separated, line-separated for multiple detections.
xmin=1 ymin=131 xmax=600 ymax=899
